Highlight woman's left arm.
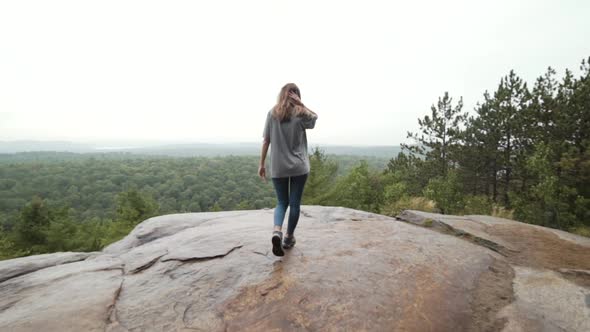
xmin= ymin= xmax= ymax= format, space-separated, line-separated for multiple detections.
xmin=259 ymin=139 xmax=270 ymax=182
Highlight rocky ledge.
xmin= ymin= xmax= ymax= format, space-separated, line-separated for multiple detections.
xmin=0 ymin=206 xmax=588 ymax=331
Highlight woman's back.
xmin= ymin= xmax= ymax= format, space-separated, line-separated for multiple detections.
xmin=263 ymin=110 xmax=317 ymax=178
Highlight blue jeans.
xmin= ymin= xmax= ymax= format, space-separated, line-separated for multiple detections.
xmin=272 ymin=173 xmax=308 ymax=236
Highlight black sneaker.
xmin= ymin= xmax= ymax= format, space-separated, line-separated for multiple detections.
xmin=283 ymin=235 xmax=296 ymax=249
xmin=271 ymin=231 xmax=284 ymax=256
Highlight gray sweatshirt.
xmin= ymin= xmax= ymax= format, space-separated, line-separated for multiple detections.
xmin=263 ymin=109 xmax=318 ymax=178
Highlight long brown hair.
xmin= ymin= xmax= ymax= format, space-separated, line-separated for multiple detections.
xmin=272 ymin=83 xmax=303 ymax=122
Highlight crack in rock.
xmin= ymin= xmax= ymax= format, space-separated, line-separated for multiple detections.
xmin=558 ymin=268 xmax=590 ymax=288
xmin=127 ymin=252 xmax=168 ymax=275
xmin=161 ymin=245 xmax=243 ymax=264
xmin=252 ymin=250 xmax=269 ymax=257
xmin=397 ymin=212 xmax=515 ymax=257
xmin=259 ymin=281 xmax=283 ymax=296
xmin=106 ymin=213 xmax=252 ymax=254
xmin=182 ymin=303 xmax=193 ymax=327
xmin=0 ymin=299 xmax=20 ymax=313
xmin=105 ymin=275 xmax=129 ymax=332
xmin=197 ymin=213 xmax=251 ymax=227
xmin=135 ymin=223 xmax=207 ymax=247
xmin=558 ymin=268 xmax=590 ymax=278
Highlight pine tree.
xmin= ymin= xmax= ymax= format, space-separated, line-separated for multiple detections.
xmin=14 ymin=195 xmax=51 ymax=251
xmin=303 ymin=147 xmax=338 ymax=204
xmin=324 ymin=161 xmax=381 ymax=212
xmin=463 ymin=93 xmax=503 ymax=201
xmin=491 ymin=71 xmax=531 ymax=207
xmin=403 ymin=92 xmax=467 ymax=178
xmin=384 ymin=151 xmax=427 ymax=196
xmin=115 ymin=189 xmax=159 ymax=223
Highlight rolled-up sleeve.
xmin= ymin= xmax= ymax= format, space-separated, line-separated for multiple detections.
xmin=300 ymin=113 xmax=317 ymax=129
xmin=263 ymin=112 xmax=271 ymax=142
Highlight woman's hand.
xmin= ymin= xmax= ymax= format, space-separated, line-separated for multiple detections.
xmin=258 ymin=165 xmax=267 ymax=182
xmin=289 ymin=92 xmax=304 ymax=106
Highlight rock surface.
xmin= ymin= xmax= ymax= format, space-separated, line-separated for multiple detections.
xmin=398 ymin=210 xmax=590 ymax=332
xmin=0 ymin=206 xmax=588 ymax=331
xmin=0 ymin=251 xmax=93 ymax=283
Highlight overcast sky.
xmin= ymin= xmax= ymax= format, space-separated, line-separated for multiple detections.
xmin=1 ymin=0 xmax=589 ymax=146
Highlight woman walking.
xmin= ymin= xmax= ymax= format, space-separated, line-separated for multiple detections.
xmin=258 ymin=83 xmax=318 ymax=256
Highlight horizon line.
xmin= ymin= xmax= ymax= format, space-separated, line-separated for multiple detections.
xmin=0 ymin=139 xmax=405 ymax=148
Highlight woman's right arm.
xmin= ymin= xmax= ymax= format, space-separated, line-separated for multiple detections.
xmin=300 ymin=108 xmax=317 ymax=129
xmin=289 ymin=92 xmax=318 ymax=121
xmin=302 ymin=106 xmax=317 ymax=118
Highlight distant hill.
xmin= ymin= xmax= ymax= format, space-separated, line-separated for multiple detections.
xmin=0 ymin=140 xmax=97 ymax=153
xmin=0 ymin=140 xmax=402 ymax=159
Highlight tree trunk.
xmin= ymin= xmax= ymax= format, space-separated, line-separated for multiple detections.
xmin=492 ymin=159 xmax=498 ymax=202
xmin=504 ymin=131 xmax=512 ymax=207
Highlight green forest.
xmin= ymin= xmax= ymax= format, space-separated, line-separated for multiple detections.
xmin=1 ymin=57 xmax=589 ymax=261
xmin=0 ymin=153 xmax=387 ymax=260
xmin=302 ymin=57 xmax=589 ymax=234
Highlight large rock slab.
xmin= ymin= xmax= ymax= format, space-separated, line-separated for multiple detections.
xmin=0 ymin=255 xmax=124 ymax=331
xmin=397 ymin=210 xmax=590 ymax=332
xmin=0 ymin=206 xmax=587 ymax=331
xmin=499 ymin=267 xmax=590 ymax=332
xmin=0 ymin=251 xmax=93 ymax=283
